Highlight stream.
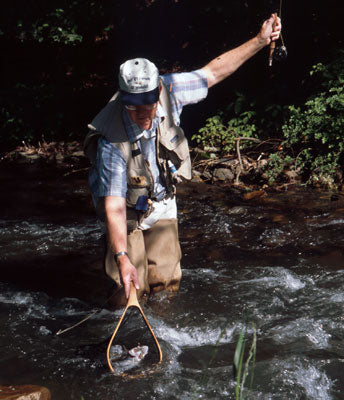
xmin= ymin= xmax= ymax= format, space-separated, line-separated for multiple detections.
xmin=1 ymin=162 xmax=344 ymax=399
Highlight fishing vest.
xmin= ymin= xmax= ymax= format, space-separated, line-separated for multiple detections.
xmin=84 ymin=81 xmax=192 ymax=220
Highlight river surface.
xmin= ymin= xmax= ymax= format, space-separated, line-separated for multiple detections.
xmin=1 ymin=162 xmax=344 ymax=399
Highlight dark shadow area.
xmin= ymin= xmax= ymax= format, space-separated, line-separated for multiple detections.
xmin=1 ymin=1 xmax=342 ymax=151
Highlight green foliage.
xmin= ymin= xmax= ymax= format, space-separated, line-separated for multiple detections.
xmin=233 ymin=329 xmax=245 ymax=396
xmin=1 ymin=1 xmax=112 ymax=45
xmin=0 ymin=1 xmax=114 ymax=150
xmin=192 ymin=94 xmax=259 ymax=155
xmin=0 ymin=82 xmax=75 ymax=148
xmin=233 ymin=322 xmax=257 ymax=400
xmin=196 ymin=53 xmax=344 ymax=188
xmin=192 ymin=319 xmax=256 ymax=399
xmin=192 ymin=113 xmax=256 ymax=154
xmin=263 ymin=153 xmax=294 ymax=185
xmin=6 ymin=5 xmax=81 ymax=45
xmin=266 ymin=53 xmax=344 ymax=187
xmin=193 ymin=92 xmax=290 ymax=156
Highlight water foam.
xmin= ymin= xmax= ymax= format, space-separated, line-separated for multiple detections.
xmin=155 ymin=321 xmax=236 ymax=350
xmin=240 ymin=267 xmax=306 ymax=291
xmin=0 ymin=219 xmax=102 ymax=257
xmin=269 ymin=318 xmax=330 ymax=349
xmin=259 ymin=356 xmax=334 ymax=399
xmin=294 ymin=363 xmax=333 ymax=399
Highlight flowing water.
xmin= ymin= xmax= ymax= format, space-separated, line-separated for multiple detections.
xmin=1 ymin=163 xmax=344 ymax=399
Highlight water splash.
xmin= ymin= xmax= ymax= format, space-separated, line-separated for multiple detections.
xmin=239 ymin=267 xmax=306 ymax=291
xmin=269 ymin=318 xmax=331 ymax=349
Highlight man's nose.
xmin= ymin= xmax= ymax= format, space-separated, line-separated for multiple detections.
xmin=137 ymin=108 xmax=151 ymax=117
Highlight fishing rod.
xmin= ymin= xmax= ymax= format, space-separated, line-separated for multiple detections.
xmin=269 ymin=0 xmax=287 ymax=67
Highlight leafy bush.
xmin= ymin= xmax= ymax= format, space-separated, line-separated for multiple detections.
xmin=192 ymin=92 xmax=288 ymax=156
xmin=266 ymin=53 xmax=344 ymax=187
xmin=262 ymin=152 xmax=295 ymax=185
xmin=192 ymin=111 xmax=257 ymax=154
xmin=1 ymin=1 xmax=112 ymax=45
xmin=16 ymin=7 xmax=82 ymax=45
xmin=0 ymin=1 xmax=114 ymax=150
xmin=193 ymin=53 xmax=344 ymax=188
xmin=192 ymin=94 xmax=259 ymax=155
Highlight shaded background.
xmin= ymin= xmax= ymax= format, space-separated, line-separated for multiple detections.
xmin=1 ymin=0 xmax=343 ymax=153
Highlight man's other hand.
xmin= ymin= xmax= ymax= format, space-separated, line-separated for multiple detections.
xmin=117 ymin=254 xmax=140 ymax=298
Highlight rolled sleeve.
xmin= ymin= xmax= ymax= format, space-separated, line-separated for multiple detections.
xmin=161 ymin=69 xmax=208 ymax=122
xmin=89 ymin=137 xmax=127 ymax=205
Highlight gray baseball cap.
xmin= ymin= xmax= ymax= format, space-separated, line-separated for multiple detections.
xmin=118 ymin=58 xmax=160 ymax=105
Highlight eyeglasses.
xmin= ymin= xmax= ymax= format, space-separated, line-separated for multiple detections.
xmin=124 ymin=103 xmax=158 ymax=111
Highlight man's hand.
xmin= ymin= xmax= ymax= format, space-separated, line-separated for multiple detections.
xmin=117 ymin=254 xmax=140 ymax=299
xmin=257 ymin=14 xmax=282 ymax=46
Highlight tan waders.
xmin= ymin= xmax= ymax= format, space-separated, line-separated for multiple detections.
xmin=105 ymin=218 xmax=182 ymax=307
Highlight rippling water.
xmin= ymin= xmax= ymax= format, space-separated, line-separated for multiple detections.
xmin=1 ymin=164 xmax=344 ymax=399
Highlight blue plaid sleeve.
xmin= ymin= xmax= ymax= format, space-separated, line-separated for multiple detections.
xmin=88 ymin=136 xmax=127 ymax=205
xmin=161 ymin=69 xmax=208 ymax=124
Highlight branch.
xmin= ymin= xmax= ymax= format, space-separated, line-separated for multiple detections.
xmin=235 ymin=137 xmax=261 ymax=185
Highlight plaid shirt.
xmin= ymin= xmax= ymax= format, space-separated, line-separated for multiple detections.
xmin=89 ymin=69 xmax=208 ymax=206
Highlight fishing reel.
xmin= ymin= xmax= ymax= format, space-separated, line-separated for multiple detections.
xmin=273 ymin=45 xmax=288 ymax=61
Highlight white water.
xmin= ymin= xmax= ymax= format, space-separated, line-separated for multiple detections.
xmin=1 ymin=187 xmax=344 ymax=399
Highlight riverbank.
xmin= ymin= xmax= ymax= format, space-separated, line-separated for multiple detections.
xmin=2 ymin=140 xmax=337 ymax=194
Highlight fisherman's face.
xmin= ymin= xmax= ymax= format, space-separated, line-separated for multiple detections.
xmin=125 ymin=103 xmax=158 ymax=131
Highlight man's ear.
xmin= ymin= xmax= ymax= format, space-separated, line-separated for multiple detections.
xmin=159 ymin=84 xmax=162 ymax=94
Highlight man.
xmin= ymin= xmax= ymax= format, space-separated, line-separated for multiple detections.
xmin=85 ymin=14 xmax=281 ymax=307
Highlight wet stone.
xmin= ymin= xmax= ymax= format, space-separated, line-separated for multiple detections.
xmin=55 ymin=153 xmax=65 ymax=163
xmin=71 ymin=150 xmax=85 ymax=157
xmin=243 ymin=189 xmax=267 ymax=200
xmin=227 ymin=206 xmax=248 ymax=215
xmin=0 ymin=385 xmax=51 ymax=400
xmin=201 ymin=170 xmax=212 ymax=180
xmin=272 ymin=214 xmax=289 ymax=224
xmin=213 ymin=167 xmax=234 ymax=182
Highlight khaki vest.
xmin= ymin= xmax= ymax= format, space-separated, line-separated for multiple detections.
xmin=84 ymin=82 xmax=191 ymax=213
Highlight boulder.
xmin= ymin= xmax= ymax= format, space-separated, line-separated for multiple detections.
xmin=213 ymin=168 xmax=234 ymax=182
xmin=0 ymin=385 xmax=51 ymax=400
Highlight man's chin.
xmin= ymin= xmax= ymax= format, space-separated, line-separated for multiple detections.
xmin=138 ymin=121 xmax=152 ymax=130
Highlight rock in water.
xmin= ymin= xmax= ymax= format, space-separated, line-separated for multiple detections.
xmin=0 ymin=385 xmax=51 ymax=400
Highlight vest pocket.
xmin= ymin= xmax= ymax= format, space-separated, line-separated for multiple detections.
xmin=128 ymin=175 xmax=149 ymax=188
xmin=159 ymin=126 xmax=192 ymax=180
xmin=127 ymin=173 xmax=150 ymax=208
xmin=159 ymin=127 xmax=189 ymax=164
xmin=126 ymin=186 xmax=149 ymax=208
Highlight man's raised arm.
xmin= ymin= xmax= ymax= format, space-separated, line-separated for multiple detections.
xmin=202 ymin=14 xmax=282 ymax=88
